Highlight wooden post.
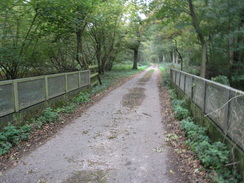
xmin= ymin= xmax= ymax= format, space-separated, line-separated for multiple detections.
xmin=178 ymin=72 xmax=181 ymax=87
xmin=13 ymin=80 xmax=19 ymax=112
xmin=183 ymin=73 xmax=186 ymax=93
xmin=45 ymin=76 xmax=49 ymax=100
xmin=65 ymin=73 xmax=68 ymax=93
xmin=191 ymin=77 xmax=194 ymax=101
xmin=78 ymin=71 xmax=81 ymax=88
xmin=203 ymin=80 xmax=207 ymax=113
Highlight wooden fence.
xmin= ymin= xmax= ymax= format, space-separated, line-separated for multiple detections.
xmin=0 ymin=66 xmax=100 ymax=120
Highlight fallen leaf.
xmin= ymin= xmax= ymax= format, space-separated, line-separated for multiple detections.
xmin=153 ymin=147 xmax=164 ymax=153
xmin=170 ymin=169 xmax=175 ymax=174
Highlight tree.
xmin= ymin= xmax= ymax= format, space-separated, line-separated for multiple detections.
xmin=0 ymin=0 xmax=41 ymax=79
xmin=88 ymin=0 xmax=125 ymax=73
xmin=123 ymin=1 xmax=145 ymax=70
xmin=37 ymin=0 xmax=101 ymax=69
xmin=187 ymin=0 xmax=207 ymax=78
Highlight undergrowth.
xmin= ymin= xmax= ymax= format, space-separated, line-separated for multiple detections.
xmin=164 ymin=74 xmax=243 ymax=182
xmin=0 ymin=62 xmax=148 ymax=156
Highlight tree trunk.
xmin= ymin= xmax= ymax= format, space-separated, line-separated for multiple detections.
xmin=76 ymin=30 xmax=83 ymax=68
xmin=76 ymin=22 xmax=88 ymax=70
xmin=187 ymin=0 xmax=207 ymax=78
xmin=200 ymin=42 xmax=207 ymax=78
xmin=132 ymin=49 xmax=138 ymax=70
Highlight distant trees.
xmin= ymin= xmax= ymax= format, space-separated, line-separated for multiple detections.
xmin=0 ymin=0 xmax=147 ymax=79
xmin=1 ymin=0 xmax=242 ymax=89
xmin=148 ymin=0 xmax=244 ymax=89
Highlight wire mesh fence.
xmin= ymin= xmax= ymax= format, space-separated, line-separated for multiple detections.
xmin=171 ymin=69 xmax=244 ymax=151
xmin=0 ymin=70 xmax=90 ymax=117
xmin=0 ymin=81 xmax=15 ymax=117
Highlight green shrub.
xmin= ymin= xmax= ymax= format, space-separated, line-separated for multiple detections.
xmin=19 ymin=124 xmax=32 ymax=140
xmin=0 ymin=132 xmax=12 ymax=155
xmin=56 ymin=104 xmax=75 ymax=114
xmin=36 ymin=107 xmax=60 ymax=125
xmin=0 ymin=123 xmax=32 ymax=155
xmin=168 ymin=89 xmax=177 ymax=100
xmin=174 ymin=106 xmax=190 ymax=120
xmin=211 ymin=75 xmax=230 ymax=86
xmin=180 ymin=118 xmax=242 ymax=182
xmin=2 ymin=124 xmax=21 ymax=145
xmin=73 ymin=92 xmax=90 ymax=105
xmin=198 ymin=141 xmax=229 ymax=169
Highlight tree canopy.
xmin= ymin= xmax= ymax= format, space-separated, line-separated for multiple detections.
xmin=0 ymin=0 xmax=243 ymax=89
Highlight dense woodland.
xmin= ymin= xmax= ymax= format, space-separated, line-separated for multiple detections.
xmin=0 ymin=0 xmax=243 ymax=90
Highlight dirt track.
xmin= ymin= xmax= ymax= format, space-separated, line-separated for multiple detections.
xmin=0 ymin=66 xmax=186 ymax=183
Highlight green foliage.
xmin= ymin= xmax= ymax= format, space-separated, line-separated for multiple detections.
xmin=0 ymin=123 xmax=32 ymax=156
xmin=37 ymin=108 xmax=60 ymax=123
xmin=174 ymin=105 xmax=190 ymax=120
xmin=199 ymin=141 xmax=229 ymax=169
xmin=56 ymin=104 xmax=75 ymax=114
xmin=167 ymin=86 xmax=242 ymax=182
xmin=180 ymin=115 xmax=241 ymax=182
xmin=211 ymin=75 xmax=230 ymax=86
xmin=171 ymin=99 xmax=190 ymax=120
xmin=73 ymin=92 xmax=91 ymax=105
xmin=168 ymin=89 xmax=177 ymax=100
xmin=19 ymin=125 xmax=32 ymax=140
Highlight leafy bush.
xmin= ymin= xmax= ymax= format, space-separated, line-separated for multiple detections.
xmin=168 ymin=89 xmax=177 ymax=100
xmin=0 ymin=123 xmax=32 ymax=155
xmin=2 ymin=124 xmax=21 ymax=145
xmin=37 ymin=107 xmax=60 ymax=123
xmin=174 ymin=106 xmax=190 ymax=120
xmin=171 ymin=99 xmax=190 ymax=120
xmin=56 ymin=104 xmax=75 ymax=114
xmin=180 ymin=118 xmax=241 ymax=182
xmin=167 ymin=87 xmax=242 ymax=182
xmin=73 ymin=92 xmax=90 ymax=105
xmin=211 ymin=75 xmax=230 ymax=86
xmin=198 ymin=141 xmax=229 ymax=169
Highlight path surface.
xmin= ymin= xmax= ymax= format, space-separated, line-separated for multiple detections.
xmin=0 ymin=66 xmax=182 ymax=183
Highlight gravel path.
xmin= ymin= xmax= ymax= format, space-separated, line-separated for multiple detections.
xmin=0 ymin=66 xmax=182 ymax=183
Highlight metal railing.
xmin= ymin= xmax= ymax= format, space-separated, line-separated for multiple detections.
xmin=171 ymin=68 xmax=244 ymax=151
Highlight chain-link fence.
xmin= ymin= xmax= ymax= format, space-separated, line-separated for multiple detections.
xmin=0 ymin=70 xmax=90 ymax=117
xmin=171 ymin=69 xmax=244 ymax=151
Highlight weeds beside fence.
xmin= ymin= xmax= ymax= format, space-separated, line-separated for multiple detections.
xmin=170 ymin=69 xmax=244 ymax=152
